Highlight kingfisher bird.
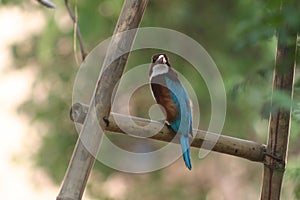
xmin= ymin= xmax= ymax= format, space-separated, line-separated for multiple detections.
xmin=149 ymin=53 xmax=193 ymax=170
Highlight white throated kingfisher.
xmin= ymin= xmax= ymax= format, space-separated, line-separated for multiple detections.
xmin=149 ymin=53 xmax=192 ymax=170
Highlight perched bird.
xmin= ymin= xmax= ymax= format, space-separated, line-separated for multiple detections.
xmin=149 ymin=53 xmax=193 ymax=170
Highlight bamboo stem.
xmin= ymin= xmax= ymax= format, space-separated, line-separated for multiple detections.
xmin=260 ymin=1 xmax=298 ymax=199
xmin=57 ymin=1 xmax=148 ymax=200
xmin=70 ymin=102 xmax=267 ymax=162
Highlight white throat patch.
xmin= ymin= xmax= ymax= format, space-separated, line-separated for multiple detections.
xmin=157 ymin=55 xmax=167 ymax=64
xmin=150 ymin=64 xmax=169 ymax=79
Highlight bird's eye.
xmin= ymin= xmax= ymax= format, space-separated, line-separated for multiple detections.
xmin=152 ymin=55 xmax=159 ymax=63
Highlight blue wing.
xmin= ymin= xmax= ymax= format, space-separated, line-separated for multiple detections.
xmin=165 ymin=76 xmax=192 ymax=170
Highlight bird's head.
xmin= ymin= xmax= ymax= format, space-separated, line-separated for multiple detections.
xmin=152 ymin=54 xmax=169 ymax=65
xmin=149 ymin=53 xmax=171 ymax=78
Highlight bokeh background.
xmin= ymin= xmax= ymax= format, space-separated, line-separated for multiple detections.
xmin=1 ymin=0 xmax=300 ymax=199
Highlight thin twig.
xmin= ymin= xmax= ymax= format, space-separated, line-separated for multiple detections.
xmin=64 ymin=0 xmax=88 ymax=62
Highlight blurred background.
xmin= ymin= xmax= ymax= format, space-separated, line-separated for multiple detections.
xmin=1 ymin=0 xmax=300 ymax=199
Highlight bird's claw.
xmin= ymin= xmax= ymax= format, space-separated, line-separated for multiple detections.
xmin=165 ymin=123 xmax=172 ymax=129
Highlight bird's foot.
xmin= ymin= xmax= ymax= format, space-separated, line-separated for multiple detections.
xmin=165 ymin=123 xmax=172 ymax=129
xmin=156 ymin=120 xmax=172 ymax=129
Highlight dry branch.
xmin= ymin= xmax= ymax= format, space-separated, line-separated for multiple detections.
xmin=260 ymin=1 xmax=298 ymax=199
xmin=70 ymin=102 xmax=267 ymax=163
xmin=57 ymin=1 xmax=148 ymax=200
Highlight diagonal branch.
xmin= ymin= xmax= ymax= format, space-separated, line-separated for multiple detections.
xmin=57 ymin=1 xmax=148 ymax=200
xmin=70 ymin=102 xmax=267 ymax=163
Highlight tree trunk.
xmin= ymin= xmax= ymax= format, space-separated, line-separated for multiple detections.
xmin=260 ymin=1 xmax=298 ymax=199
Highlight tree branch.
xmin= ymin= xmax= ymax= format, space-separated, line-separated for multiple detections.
xmin=36 ymin=0 xmax=56 ymax=9
xmin=57 ymin=1 xmax=148 ymax=200
xmin=70 ymin=102 xmax=267 ymax=163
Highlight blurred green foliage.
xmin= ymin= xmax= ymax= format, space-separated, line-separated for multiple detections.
xmin=9 ymin=0 xmax=300 ymax=199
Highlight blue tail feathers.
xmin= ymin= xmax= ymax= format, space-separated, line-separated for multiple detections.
xmin=180 ymin=134 xmax=192 ymax=170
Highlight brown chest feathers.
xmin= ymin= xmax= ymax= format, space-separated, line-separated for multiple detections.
xmin=150 ymin=83 xmax=178 ymax=122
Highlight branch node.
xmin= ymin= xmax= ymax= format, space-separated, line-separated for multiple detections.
xmin=103 ymin=116 xmax=110 ymax=127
